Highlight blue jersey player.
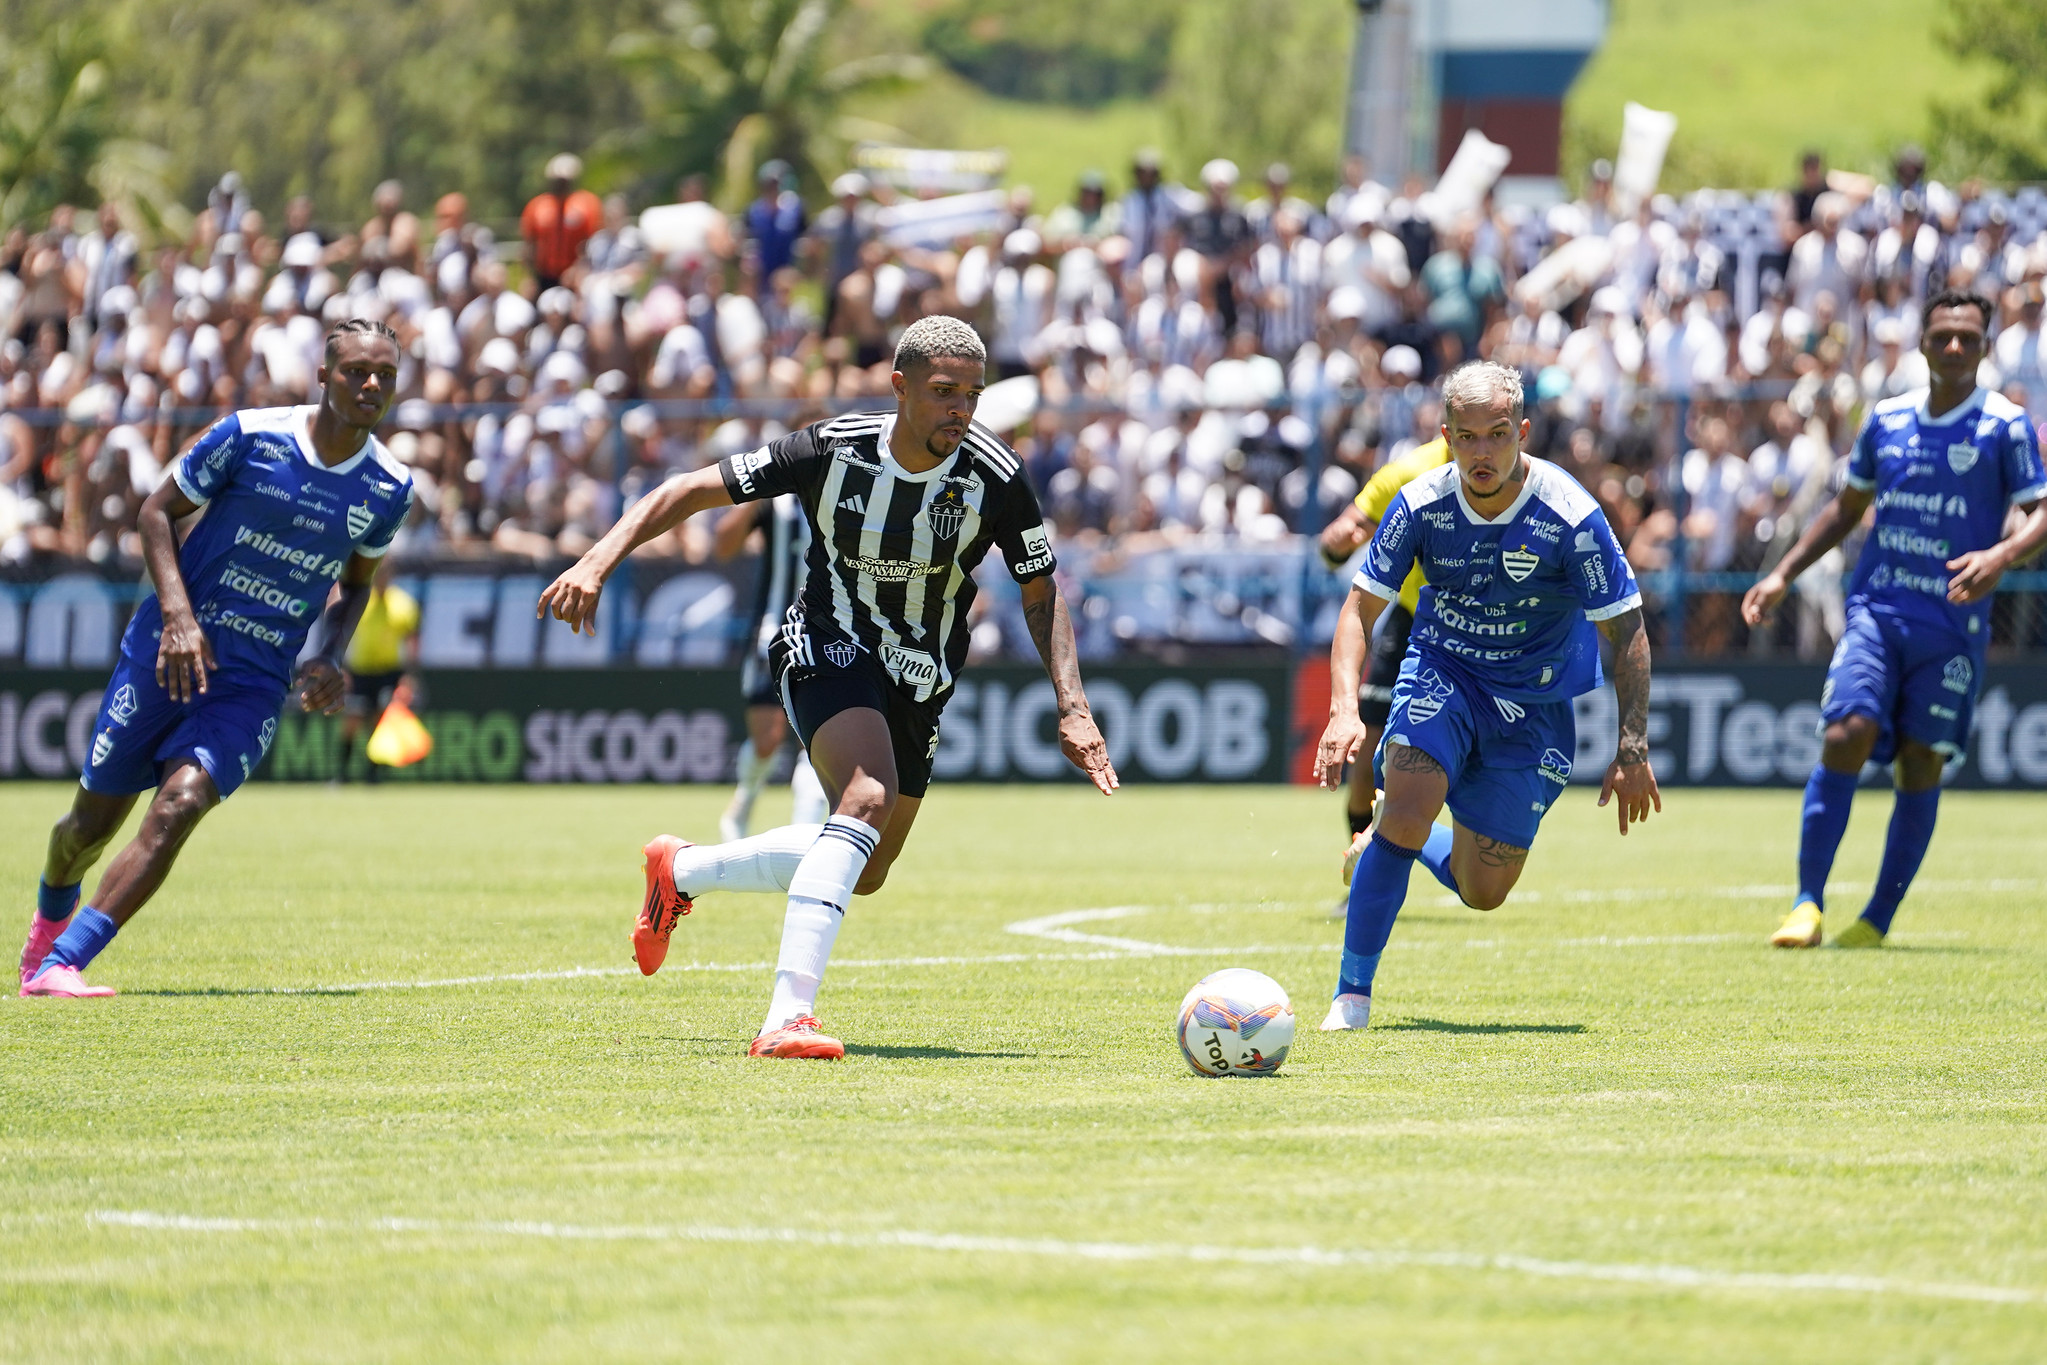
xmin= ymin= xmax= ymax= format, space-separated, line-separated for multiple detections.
xmin=1745 ymin=290 xmax=2047 ymax=948
xmin=1314 ymin=361 xmax=1662 ymax=1032
xmin=19 ymin=319 xmax=412 ymax=997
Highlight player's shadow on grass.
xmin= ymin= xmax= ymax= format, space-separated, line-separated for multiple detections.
xmin=126 ymin=986 xmax=364 ymax=997
xmin=842 ymin=1043 xmax=1036 ymax=1059
xmin=1383 ymin=1017 xmax=1587 ymax=1035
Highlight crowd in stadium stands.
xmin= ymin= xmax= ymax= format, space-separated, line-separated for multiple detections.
xmin=1 ymin=142 xmax=2041 ymax=628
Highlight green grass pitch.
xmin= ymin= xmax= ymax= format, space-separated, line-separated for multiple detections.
xmin=3 ymin=779 xmax=2045 ymax=1362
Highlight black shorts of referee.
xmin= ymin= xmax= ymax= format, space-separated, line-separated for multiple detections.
xmin=772 ymin=630 xmax=944 ymax=798
xmin=1357 ymin=603 xmax=1414 ymax=729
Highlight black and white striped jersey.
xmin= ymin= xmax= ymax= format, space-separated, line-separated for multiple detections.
xmin=717 ymin=410 xmax=1056 ymax=702
xmin=738 ymin=492 xmax=810 ymax=695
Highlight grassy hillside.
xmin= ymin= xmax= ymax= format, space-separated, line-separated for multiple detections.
xmin=1565 ymin=0 xmax=1983 ymax=191
xmin=853 ymin=0 xmax=1987 ymax=201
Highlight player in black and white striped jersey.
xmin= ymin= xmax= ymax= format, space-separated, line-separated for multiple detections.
xmin=540 ymin=316 xmax=1118 ymax=1059
xmin=712 ymin=491 xmax=828 ymax=840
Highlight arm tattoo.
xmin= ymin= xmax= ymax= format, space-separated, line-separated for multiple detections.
xmin=1386 ymin=745 xmax=1444 ymax=775
xmin=1470 ymin=833 xmax=1528 ymax=869
xmin=1023 ymin=584 xmax=1088 ymax=715
xmin=1597 ymin=607 xmax=1652 ymax=767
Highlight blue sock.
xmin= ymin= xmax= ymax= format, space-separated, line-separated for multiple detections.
xmin=42 ymin=906 xmax=118 ymax=973
xmin=1337 ymin=831 xmax=1419 ymax=998
xmin=36 ymin=880 xmax=81 ymax=922
xmin=1796 ymin=767 xmax=1859 ymax=911
xmin=1861 ymin=789 xmax=1939 ymax=934
xmin=1417 ymin=823 xmax=1460 ymax=896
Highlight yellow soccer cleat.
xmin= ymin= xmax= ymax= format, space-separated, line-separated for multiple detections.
xmin=1341 ymin=831 xmax=1368 ymax=886
xmin=1770 ymin=901 xmax=1824 ymax=948
xmin=1831 ymin=918 xmax=1887 ymax=949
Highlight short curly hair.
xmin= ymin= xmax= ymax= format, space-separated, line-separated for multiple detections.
xmin=893 ymin=314 xmax=987 ymax=374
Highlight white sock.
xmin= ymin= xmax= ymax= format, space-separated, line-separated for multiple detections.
xmin=763 ymin=815 xmax=877 ymax=1032
xmin=789 ymin=751 xmax=829 ymax=826
xmin=671 ymin=825 xmax=822 ymax=897
xmin=733 ymin=743 xmax=773 ymax=800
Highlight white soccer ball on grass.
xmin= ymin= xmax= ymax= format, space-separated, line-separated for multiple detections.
xmin=1176 ymin=968 xmax=1295 ymax=1077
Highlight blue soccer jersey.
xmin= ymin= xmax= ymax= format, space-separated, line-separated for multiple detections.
xmin=1355 ymin=457 xmax=1641 ymax=702
xmin=135 ymin=406 xmax=414 ymax=682
xmin=1844 ymin=387 xmax=2047 ymax=639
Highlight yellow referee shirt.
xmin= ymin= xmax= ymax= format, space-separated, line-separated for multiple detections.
xmin=345 ymin=585 xmax=420 ymax=675
xmin=1353 ymin=438 xmax=1450 ymax=613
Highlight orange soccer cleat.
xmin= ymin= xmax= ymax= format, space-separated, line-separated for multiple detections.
xmin=748 ymin=1016 xmax=845 ymax=1059
xmin=634 ymin=836 xmax=695 ymax=975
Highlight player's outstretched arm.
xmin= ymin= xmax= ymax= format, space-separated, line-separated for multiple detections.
xmin=538 ymin=466 xmax=734 ymax=635
xmin=137 ymin=477 xmax=214 ymax=703
xmin=1019 ymin=574 xmax=1118 ymax=794
xmin=1948 ymin=496 xmax=2047 ymax=603
xmin=1595 ymin=607 xmax=1661 ymax=835
xmin=294 ymin=554 xmax=377 ymax=715
xmin=1741 ymin=484 xmax=1873 ymax=627
xmin=1316 ymin=584 xmax=1388 ymax=789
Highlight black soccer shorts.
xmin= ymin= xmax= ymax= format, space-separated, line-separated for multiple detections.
xmin=772 ymin=631 xmax=944 ymax=798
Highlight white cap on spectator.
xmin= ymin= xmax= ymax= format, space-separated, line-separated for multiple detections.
xmin=477 ymin=336 xmax=522 ymax=375
xmin=595 ymin=368 xmax=629 ymax=397
xmin=1201 ymin=159 xmax=1239 ymax=188
xmin=1589 ymin=286 xmax=1631 ymax=318
xmin=621 ymin=405 xmax=659 ymax=440
xmin=1381 ymin=345 xmax=1423 ymax=381
xmin=98 ymin=285 xmax=137 ymax=318
xmin=1873 ymin=317 xmax=1904 ymax=347
xmin=538 ymin=286 xmax=577 ymax=316
xmin=494 ymin=291 xmax=537 ymax=335
xmin=546 ymin=153 xmax=583 ymax=182
xmin=1545 ymin=203 xmax=1588 ymax=239
xmin=831 ymin=172 xmax=869 ymax=199
xmin=1341 ymin=191 xmax=1384 ymax=231
xmin=539 ymin=350 xmax=587 ymax=390
xmin=1327 ymin=285 xmax=1366 ymax=321
xmin=282 ymin=234 xmax=322 ymax=269
xmin=1004 ymin=229 xmax=1041 ymax=259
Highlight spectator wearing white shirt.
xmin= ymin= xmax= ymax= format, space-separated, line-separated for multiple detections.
xmin=1993 ymin=285 xmax=2047 ymax=421
xmin=1680 ymin=415 xmax=1747 ymax=572
xmin=1319 ymin=195 xmax=1410 ymax=335
xmin=1786 ymin=193 xmax=1867 ymax=314
xmin=1861 ymin=315 xmax=1929 ymax=404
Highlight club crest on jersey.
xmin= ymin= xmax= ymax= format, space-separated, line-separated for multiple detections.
xmin=926 ymin=483 xmax=969 ymax=539
xmin=91 ymin=731 xmax=113 ymax=767
xmin=1502 ymin=547 xmax=1541 ymax=581
xmin=107 ymin=684 xmax=138 ymax=725
xmin=1403 ymin=667 xmax=1455 ymax=723
xmin=1948 ymin=441 xmax=1981 ymax=475
xmin=346 ymin=501 xmax=375 ymax=540
xmin=823 ymin=640 xmax=858 ymax=668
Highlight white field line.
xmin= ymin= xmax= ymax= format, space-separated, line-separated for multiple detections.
xmin=86 ymin=1210 xmax=2043 ymax=1307
xmin=181 ymin=885 xmax=1998 ymax=997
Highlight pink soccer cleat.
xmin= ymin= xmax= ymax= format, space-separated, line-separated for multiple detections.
xmin=748 ymin=1016 xmax=845 ymax=1059
xmin=20 ymin=964 xmax=116 ymax=998
xmin=20 ymin=914 xmax=69 ymax=987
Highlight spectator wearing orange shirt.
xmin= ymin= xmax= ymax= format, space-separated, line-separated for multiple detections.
xmin=521 ymin=153 xmax=603 ymax=294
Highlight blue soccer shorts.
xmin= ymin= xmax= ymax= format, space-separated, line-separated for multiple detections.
xmin=79 ymin=649 xmax=288 ymax=800
xmin=1373 ymin=650 xmax=1577 ymax=849
xmin=1821 ymin=601 xmax=1983 ymax=764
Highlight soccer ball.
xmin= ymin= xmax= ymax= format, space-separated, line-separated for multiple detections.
xmin=1176 ymin=968 xmax=1295 ymax=1077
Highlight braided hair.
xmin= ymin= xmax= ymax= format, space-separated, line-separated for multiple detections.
xmin=324 ymin=316 xmax=401 ymax=364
